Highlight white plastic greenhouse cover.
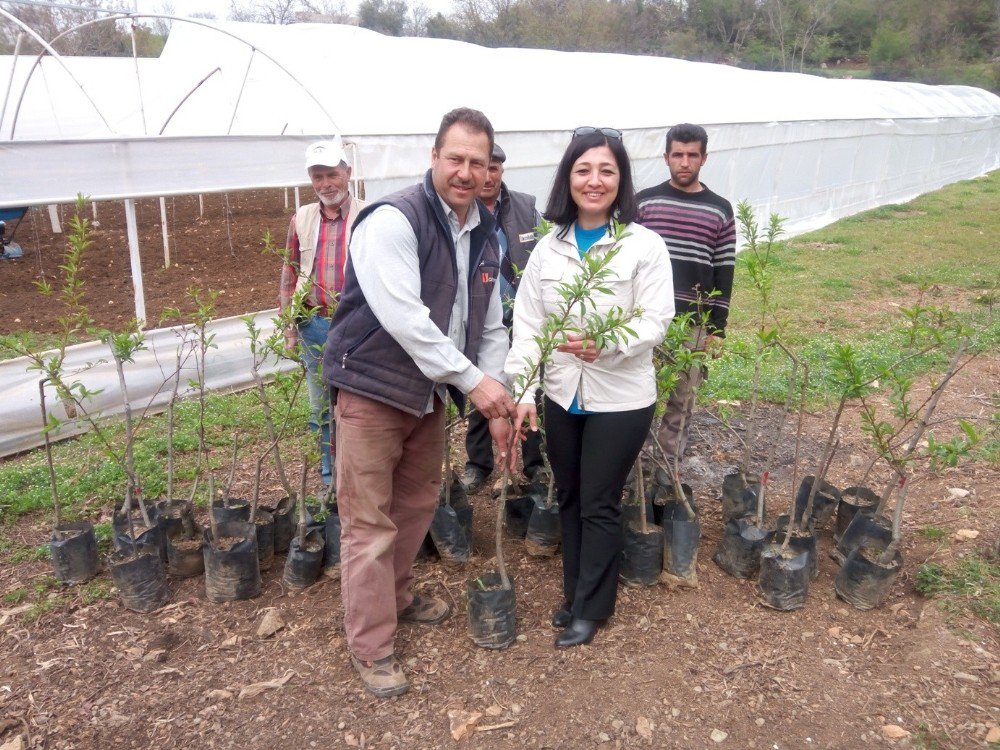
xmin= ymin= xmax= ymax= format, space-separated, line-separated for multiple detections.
xmin=1 ymin=20 xmax=998 ymax=233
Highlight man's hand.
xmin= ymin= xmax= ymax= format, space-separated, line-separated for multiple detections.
xmin=488 ymin=418 xmax=517 ymax=474
xmin=284 ymin=327 xmax=299 ymax=354
xmin=557 ymin=333 xmax=600 ymax=363
xmin=469 ymin=375 xmax=517 ymax=420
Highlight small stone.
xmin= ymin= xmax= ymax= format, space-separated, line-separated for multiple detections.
xmin=828 ymin=626 xmax=842 ymax=637
xmin=597 ymin=732 xmax=611 ymax=743
xmin=850 ymin=636 xmax=864 ymax=645
xmin=510 ymin=703 xmax=522 ymax=715
xmin=755 ymin=718 xmax=765 ymax=727
xmin=947 ymin=487 xmax=970 ymax=498
xmin=205 ymin=689 xmax=233 ymax=701
xmin=671 ymin=708 xmax=680 ymax=718
xmin=953 ymin=529 xmax=979 ymax=542
xmin=711 ymin=729 xmax=728 ymax=743
xmin=611 ymin=720 xmax=624 ymax=730
xmin=0 ymin=737 xmax=26 ymax=750
xmin=337 ymin=722 xmax=346 ymax=730
xmin=636 ymin=717 xmax=654 ymax=741
xmin=515 ymin=634 xmax=527 ymax=642
xmin=985 ymin=726 xmax=1000 ymax=743
xmin=953 ymin=672 xmax=980 ymax=683
xmin=256 ymin=608 xmax=285 ymax=639
xmin=881 ymin=725 xmax=910 ymax=740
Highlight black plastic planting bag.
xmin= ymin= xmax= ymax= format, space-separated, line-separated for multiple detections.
xmin=661 ymin=501 xmax=700 ymax=588
xmin=794 ymin=476 xmax=842 ymax=528
xmin=835 ymin=486 xmax=880 ymax=543
xmin=723 ymin=479 xmax=760 ymax=524
xmin=429 ymin=504 xmax=470 ymax=562
xmin=109 ymin=548 xmax=170 ymax=613
xmin=211 ymin=498 xmax=251 ymax=524
xmin=466 ymin=572 xmax=516 ymax=649
xmin=713 ymin=517 xmax=771 ymax=579
xmin=772 ymin=515 xmax=818 ymax=579
xmin=835 ymin=545 xmax=902 ymax=610
xmin=504 ymin=495 xmax=534 ymax=538
xmin=157 ymin=499 xmax=195 ymax=539
xmin=165 ymin=523 xmax=205 ymax=578
xmin=51 ymin=521 xmax=99 ymax=584
xmin=113 ymin=507 xmax=164 ymax=561
xmin=833 ymin=510 xmax=891 ymax=565
xmin=323 ymin=510 xmax=342 ymax=575
xmin=721 ymin=471 xmax=747 ymax=516
xmin=620 ymin=522 xmax=663 ymax=586
xmin=283 ymin=530 xmax=325 ymax=589
xmin=203 ymin=521 xmax=261 ymax=602
xmin=525 ymin=498 xmax=561 ymax=556
xmin=261 ymin=496 xmax=294 ymax=553
xmin=254 ymin=511 xmax=275 ymax=572
xmin=757 ymin=544 xmax=810 ymax=610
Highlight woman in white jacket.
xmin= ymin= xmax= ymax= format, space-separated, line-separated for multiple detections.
xmin=505 ymin=128 xmax=675 ymax=648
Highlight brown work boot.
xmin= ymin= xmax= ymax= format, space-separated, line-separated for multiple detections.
xmin=398 ymin=594 xmax=451 ymax=625
xmin=350 ymin=654 xmax=408 ymax=698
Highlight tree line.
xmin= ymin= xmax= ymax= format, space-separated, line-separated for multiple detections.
xmin=2 ymin=0 xmax=997 ymax=91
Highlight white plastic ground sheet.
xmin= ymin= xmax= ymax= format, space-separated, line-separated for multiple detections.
xmin=0 ymin=311 xmax=295 ymax=458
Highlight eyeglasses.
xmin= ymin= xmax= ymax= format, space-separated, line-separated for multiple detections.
xmin=572 ymin=126 xmax=623 ymax=140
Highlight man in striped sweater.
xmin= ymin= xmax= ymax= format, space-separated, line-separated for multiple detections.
xmin=636 ymin=123 xmax=736 ymax=462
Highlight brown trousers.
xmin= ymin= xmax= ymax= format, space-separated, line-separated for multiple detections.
xmin=334 ymin=390 xmax=444 ymax=661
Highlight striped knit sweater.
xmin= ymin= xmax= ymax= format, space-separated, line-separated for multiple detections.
xmin=636 ymin=181 xmax=736 ymax=335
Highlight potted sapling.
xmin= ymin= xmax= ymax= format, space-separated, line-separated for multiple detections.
xmin=429 ymin=397 xmax=472 ymax=562
xmin=203 ymin=431 xmax=262 ymax=603
xmin=756 ymin=357 xmax=813 ymax=610
xmin=0 ymin=200 xmax=101 ymax=584
xmin=836 ymin=335 xmax=977 ymax=609
xmin=714 ymin=340 xmax=802 ymax=579
xmin=649 ymin=310 xmax=713 ymax=589
xmin=283 ymin=461 xmax=325 ymax=589
xmin=619 ymin=458 xmax=662 ymax=586
xmin=101 ymin=321 xmax=170 ymax=612
xmin=38 ymin=379 xmax=99 ymax=584
xmin=722 ymin=203 xmax=786 ymax=516
xmin=467 ymin=222 xmax=641 ymax=649
xmin=524 ymin=450 xmax=560 ymax=557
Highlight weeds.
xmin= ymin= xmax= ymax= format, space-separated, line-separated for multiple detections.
xmin=915 ymin=553 xmax=1000 ymax=623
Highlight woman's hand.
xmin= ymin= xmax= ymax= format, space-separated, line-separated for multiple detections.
xmin=513 ymin=403 xmax=538 ymax=445
xmin=557 ymin=333 xmax=600 ymax=363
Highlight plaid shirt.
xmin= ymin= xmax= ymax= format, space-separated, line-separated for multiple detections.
xmin=278 ymin=201 xmax=349 ymax=317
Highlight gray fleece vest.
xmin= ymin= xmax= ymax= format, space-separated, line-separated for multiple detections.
xmin=322 ymin=170 xmax=500 ymax=416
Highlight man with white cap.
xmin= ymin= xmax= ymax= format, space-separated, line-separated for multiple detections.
xmin=278 ymin=138 xmax=367 ymax=485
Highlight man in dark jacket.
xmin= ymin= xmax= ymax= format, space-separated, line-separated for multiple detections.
xmin=461 ymin=143 xmax=544 ymax=493
xmin=322 ymin=108 xmax=517 ymax=698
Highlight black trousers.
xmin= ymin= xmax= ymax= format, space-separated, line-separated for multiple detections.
xmin=465 ymin=406 xmax=544 ymax=476
xmin=544 ymin=397 xmax=655 ymax=620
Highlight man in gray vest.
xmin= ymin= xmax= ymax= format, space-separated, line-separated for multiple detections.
xmin=461 ymin=143 xmax=544 ymax=493
xmin=278 ymin=139 xmax=366 ymax=486
xmin=322 ymin=108 xmax=517 ymax=698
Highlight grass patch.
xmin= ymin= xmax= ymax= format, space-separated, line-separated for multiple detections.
xmin=9 ymin=543 xmax=51 ymax=563
xmin=0 ymin=382 xmax=311 ymax=524
xmin=914 ymin=553 xmax=1000 ymax=624
xmin=79 ymin=578 xmax=115 ymax=605
xmin=918 ymin=526 xmax=948 ymax=541
xmin=2 ymin=587 xmax=28 ymax=604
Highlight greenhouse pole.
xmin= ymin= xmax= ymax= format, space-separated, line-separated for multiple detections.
xmin=159 ymin=197 xmax=170 ymax=268
xmin=123 ymin=199 xmax=147 ymax=325
xmin=48 ymin=205 xmax=61 ymax=233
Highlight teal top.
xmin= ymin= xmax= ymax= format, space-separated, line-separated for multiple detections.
xmin=567 ymin=223 xmax=608 ymax=414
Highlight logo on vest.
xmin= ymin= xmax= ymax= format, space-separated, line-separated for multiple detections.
xmin=518 ymin=232 xmax=535 ymax=243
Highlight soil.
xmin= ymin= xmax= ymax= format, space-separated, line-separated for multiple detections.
xmin=1 ymin=191 xmax=293 ymax=335
xmin=210 ymin=537 xmax=244 ymax=552
xmin=1 ymin=195 xmax=999 ymax=749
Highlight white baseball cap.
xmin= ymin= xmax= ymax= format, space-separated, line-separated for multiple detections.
xmin=305 ymin=139 xmax=348 ymax=170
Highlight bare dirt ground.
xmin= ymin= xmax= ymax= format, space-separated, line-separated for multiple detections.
xmin=0 ymin=194 xmax=998 ymax=749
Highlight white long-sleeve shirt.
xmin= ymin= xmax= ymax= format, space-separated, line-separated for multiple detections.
xmin=350 ymin=200 xmax=509 ymax=414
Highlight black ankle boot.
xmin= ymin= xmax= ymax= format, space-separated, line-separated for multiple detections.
xmin=551 ymin=602 xmax=572 ymax=629
xmin=555 ymin=618 xmax=600 ymax=648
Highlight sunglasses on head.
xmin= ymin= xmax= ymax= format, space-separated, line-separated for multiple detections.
xmin=572 ymin=126 xmax=623 ymax=140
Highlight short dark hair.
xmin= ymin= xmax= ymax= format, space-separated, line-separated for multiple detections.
xmin=544 ymin=131 xmax=637 ymax=228
xmin=665 ymin=123 xmax=708 ymax=155
xmin=434 ymin=107 xmax=494 ymax=156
